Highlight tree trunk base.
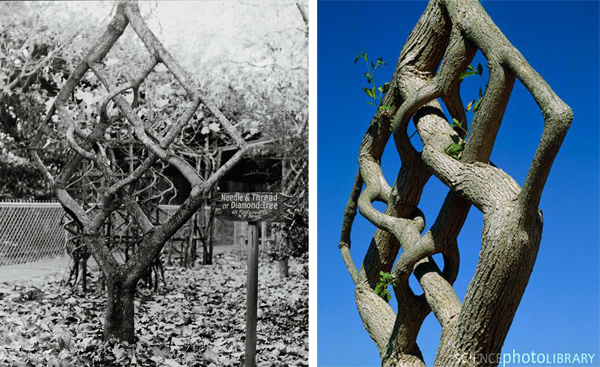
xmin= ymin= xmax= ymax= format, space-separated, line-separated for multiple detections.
xmin=104 ymin=281 xmax=136 ymax=343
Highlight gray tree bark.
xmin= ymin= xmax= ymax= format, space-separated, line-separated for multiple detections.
xmin=339 ymin=1 xmax=572 ymax=366
xmin=31 ymin=1 xmax=248 ymax=342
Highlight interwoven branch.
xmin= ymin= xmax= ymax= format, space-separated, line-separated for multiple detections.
xmin=31 ymin=1 xmax=248 ymax=287
xmin=339 ymin=0 xmax=572 ymax=366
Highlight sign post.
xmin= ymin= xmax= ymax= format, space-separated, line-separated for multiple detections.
xmin=245 ymin=222 xmax=259 ymax=366
xmin=213 ymin=192 xmax=292 ymax=367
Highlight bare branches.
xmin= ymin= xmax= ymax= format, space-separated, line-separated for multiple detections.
xmin=341 ymin=0 xmax=571 ymax=365
xmin=339 ymin=173 xmax=362 ymax=284
xmin=296 ymin=2 xmax=308 ymax=27
xmin=32 ymin=0 xmax=248 ymax=291
xmin=507 ymin=51 xmax=573 ymax=219
xmin=461 ymin=65 xmax=515 ymax=163
xmin=423 ymin=147 xmax=521 ymax=212
xmin=441 ymin=0 xmax=573 ymax=220
xmin=355 ymin=283 xmax=396 ymax=353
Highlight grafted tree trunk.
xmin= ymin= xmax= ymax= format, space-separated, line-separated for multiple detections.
xmin=339 ymin=0 xmax=572 ymax=366
xmin=104 ymin=279 xmax=136 ymax=342
xmin=32 ymin=1 xmax=248 ymax=343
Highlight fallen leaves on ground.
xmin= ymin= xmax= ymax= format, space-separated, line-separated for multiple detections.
xmin=0 ymin=251 xmax=308 ymax=366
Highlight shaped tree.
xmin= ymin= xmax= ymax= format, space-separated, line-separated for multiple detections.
xmin=339 ymin=1 xmax=572 ymax=366
xmin=32 ymin=1 xmax=247 ymax=342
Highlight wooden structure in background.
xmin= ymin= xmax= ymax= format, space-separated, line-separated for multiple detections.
xmin=62 ymin=133 xmax=281 ymax=292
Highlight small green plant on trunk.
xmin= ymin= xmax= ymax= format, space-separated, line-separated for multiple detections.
xmin=374 ymin=271 xmax=395 ymax=303
xmin=445 ymin=62 xmax=489 ymax=160
xmin=355 ymin=50 xmax=391 ymax=113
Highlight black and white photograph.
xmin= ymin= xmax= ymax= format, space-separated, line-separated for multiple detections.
xmin=0 ymin=1 xmax=308 ymax=366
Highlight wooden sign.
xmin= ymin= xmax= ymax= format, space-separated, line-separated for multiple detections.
xmin=214 ymin=192 xmax=293 ymax=222
xmin=212 ymin=192 xmax=294 ymax=367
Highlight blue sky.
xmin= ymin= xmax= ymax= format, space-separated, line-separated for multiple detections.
xmin=317 ymin=1 xmax=599 ymax=366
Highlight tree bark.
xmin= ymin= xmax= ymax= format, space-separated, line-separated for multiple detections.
xmin=31 ymin=1 xmax=248 ymax=343
xmin=338 ymin=0 xmax=571 ymax=365
xmin=104 ymin=279 xmax=136 ymax=343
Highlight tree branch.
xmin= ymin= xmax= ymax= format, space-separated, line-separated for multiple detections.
xmin=339 ymin=173 xmax=362 ymax=284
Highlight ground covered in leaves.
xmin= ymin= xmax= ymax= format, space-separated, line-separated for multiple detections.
xmin=0 ymin=251 xmax=308 ymax=367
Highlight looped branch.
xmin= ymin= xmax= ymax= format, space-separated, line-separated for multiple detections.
xmin=339 ymin=0 xmax=571 ymax=365
xmin=30 ymin=1 xmax=250 ymax=289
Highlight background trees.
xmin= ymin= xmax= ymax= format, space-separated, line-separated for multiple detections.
xmin=318 ymin=1 xmax=599 ymax=366
xmin=155 ymin=0 xmax=309 ymax=275
xmin=1 ymin=1 xmax=308 ymax=202
xmin=0 ymin=2 xmax=104 ymax=199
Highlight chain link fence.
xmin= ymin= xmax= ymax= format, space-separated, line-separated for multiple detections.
xmin=0 ymin=200 xmax=69 ymax=281
xmin=0 ymin=201 xmax=265 ymax=282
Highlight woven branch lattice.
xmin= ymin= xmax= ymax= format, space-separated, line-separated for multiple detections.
xmin=31 ymin=1 xmax=247 ymax=290
xmin=339 ymin=1 xmax=572 ymax=366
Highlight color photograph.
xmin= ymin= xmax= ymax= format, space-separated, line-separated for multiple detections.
xmin=318 ymin=1 xmax=599 ymax=366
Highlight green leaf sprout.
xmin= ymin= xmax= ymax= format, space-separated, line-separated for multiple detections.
xmin=374 ymin=271 xmax=395 ymax=303
xmin=355 ymin=50 xmax=391 ymax=114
